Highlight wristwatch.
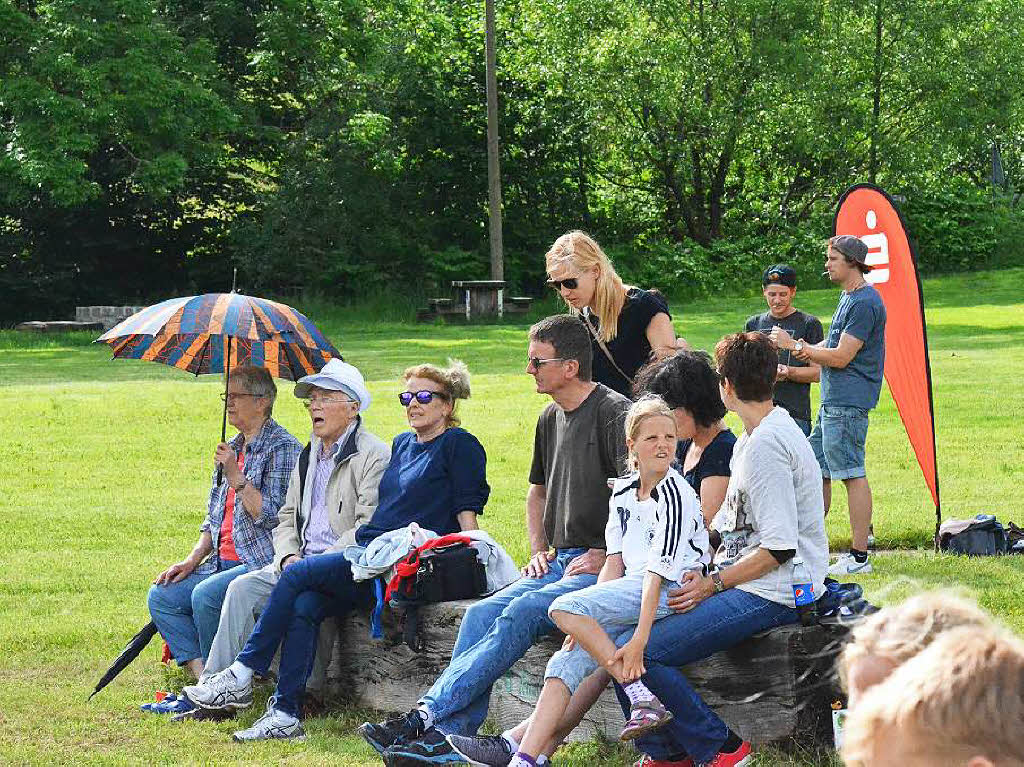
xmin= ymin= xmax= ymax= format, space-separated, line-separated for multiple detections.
xmin=793 ymin=341 xmax=804 ymax=354
xmin=711 ymin=570 xmax=726 ymax=593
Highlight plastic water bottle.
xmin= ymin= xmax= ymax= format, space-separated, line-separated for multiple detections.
xmin=791 ymin=557 xmax=817 ymax=626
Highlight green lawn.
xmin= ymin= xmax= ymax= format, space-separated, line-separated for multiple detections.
xmin=1 ymin=269 xmax=1022 ymax=765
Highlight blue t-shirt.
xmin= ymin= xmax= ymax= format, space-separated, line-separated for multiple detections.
xmin=354 ymin=427 xmax=490 ymax=545
xmin=821 ymin=285 xmax=887 ymax=409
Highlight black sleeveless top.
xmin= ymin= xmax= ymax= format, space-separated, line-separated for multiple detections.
xmin=585 ymin=288 xmax=670 ymax=397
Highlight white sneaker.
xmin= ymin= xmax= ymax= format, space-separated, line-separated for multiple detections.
xmin=182 ymin=667 xmax=253 ymax=711
xmin=828 ymin=553 xmax=873 ymax=575
xmin=233 ymin=701 xmax=305 ymax=742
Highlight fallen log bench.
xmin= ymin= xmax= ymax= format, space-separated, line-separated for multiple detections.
xmin=325 ymin=599 xmax=847 ymax=751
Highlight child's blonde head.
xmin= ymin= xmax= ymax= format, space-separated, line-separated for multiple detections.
xmin=624 ymin=395 xmax=676 ymax=473
xmin=837 ymin=590 xmax=993 ymax=700
xmin=842 ymin=626 xmax=1024 ymax=767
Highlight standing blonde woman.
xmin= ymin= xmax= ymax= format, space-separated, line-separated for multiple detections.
xmin=546 ymin=231 xmax=682 ymax=397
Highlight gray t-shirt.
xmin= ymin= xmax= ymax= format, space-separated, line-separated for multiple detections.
xmin=712 ymin=407 xmax=828 ymax=607
xmin=529 ymin=383 xmax=629 ymax=550
xmin=745 ymin=310 xmax=824 ymax=423
xmin=821 ymin=285 xmax=887 ymax=410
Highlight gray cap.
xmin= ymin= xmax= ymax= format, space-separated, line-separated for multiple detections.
xmin=830 ymin=235 xmax=871 ymax=269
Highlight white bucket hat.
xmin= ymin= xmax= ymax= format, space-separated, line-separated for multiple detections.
xmin=293 ymin=358 xmax=372 ymax=412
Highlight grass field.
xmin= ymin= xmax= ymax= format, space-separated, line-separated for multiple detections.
xmin=1 ymin=268 xmax=1022 ymax=765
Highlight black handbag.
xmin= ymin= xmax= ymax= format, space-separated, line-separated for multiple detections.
xmin=388 ymin=541 xmax=487 ymax=650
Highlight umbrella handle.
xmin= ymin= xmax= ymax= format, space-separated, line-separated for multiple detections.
xmin=216 ymin=336 xmax=233 ymax=485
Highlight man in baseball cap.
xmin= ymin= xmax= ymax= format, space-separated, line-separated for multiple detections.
xmin=771 ymin=235 xmax=886 ymax=576
xmin=745 ymin=264 xmax=824 ymax=435
xmin=183 ymin=357 xmax=390 ymax=735
xmin=293 ymin=358 xmax=372 ymax=412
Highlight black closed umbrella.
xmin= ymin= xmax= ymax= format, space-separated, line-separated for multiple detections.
xmin=89 ymin=621 xmax=159 ymax=700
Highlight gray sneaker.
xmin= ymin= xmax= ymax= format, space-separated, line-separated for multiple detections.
xmin=446 ymin=733 xmax=514 ymax=766
xmin=232 ymin=701 xmax=305 ymax=742
xmin=182 ymin=667 xmax=253 ymax=711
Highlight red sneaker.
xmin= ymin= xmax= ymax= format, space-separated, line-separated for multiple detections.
xmin=703 ymin=740 xmax=753 ymax=766
xmin=633 ymin=754 xmax=695 ymax=767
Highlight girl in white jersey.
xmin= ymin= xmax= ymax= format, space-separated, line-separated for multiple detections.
xmin=505 ymin=397 xmax=710 ymax=767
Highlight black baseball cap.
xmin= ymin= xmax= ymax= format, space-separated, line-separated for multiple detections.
xmin=762 ymin=264 xmax=797 ymax=288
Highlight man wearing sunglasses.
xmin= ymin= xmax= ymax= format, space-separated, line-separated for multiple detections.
xmin=364 ymin=315 xmax=630 ymax=766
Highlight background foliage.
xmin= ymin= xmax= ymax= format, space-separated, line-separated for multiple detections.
xmin=2 ymin=0 xmax=1023 ymax=323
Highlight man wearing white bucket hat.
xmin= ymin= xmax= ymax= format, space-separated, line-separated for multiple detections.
xmin=186 ymin=358 xmax=390 ymax=718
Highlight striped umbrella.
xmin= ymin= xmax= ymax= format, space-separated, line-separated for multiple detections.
xmin=96 ymin=293 xmax=340 ymax=380
xmin=98 ymin=292 xmax=341 ymax=483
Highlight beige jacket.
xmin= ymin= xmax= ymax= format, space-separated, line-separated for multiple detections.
xmin=272 ymin=419 xmax=391 ymax=573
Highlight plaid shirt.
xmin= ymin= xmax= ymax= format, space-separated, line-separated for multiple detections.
xmin=198 ymin=417 xmax=302 ymax=574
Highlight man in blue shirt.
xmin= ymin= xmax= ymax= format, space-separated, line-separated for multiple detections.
xmin=772 ymin=235 xmax=886 ymax=575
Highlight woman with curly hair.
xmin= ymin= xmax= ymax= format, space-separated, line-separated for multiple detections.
xmin=635 ymin=351 xmax=736 ymax=527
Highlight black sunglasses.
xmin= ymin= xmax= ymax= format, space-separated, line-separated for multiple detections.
xmin=399 ymin=390 xmax=448 ymax=406
xmin=547 ymin=277 xmax=579 ymax=291
xmin=527 ymin=356 xmax=566 ymax=370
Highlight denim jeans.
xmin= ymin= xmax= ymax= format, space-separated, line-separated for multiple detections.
xmin=792 ymin=417 xmax=812 ymax=437
xmin=612 ymin=588 xmax=799 ymax=763
xmin=147 ymin=559 xmax=246 ymax=665
xmin=809 ymin=405 xmax=870 ymax=480
xmin=236 ymin=553 xmax=370 ymax=717
xmin=420 ymin=547 xmax=598 ymax=735
xmin=545 ymin=574 xmax=678 ymax=694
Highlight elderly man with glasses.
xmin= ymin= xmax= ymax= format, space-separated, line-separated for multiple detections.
xmin=178 ymin=358 xmax=391 ymax=728
xmin=145 ymin=366 xmax=302 ymax=698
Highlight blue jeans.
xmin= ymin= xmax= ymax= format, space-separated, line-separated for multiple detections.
xmin=420 ymin=547 xmax=598 ymax=735
xmin=147 ymin=560 xmax=246 ymax=665
xmin=792 ymin=417 xmax=812 ymax=437
xmin=613 ymin=588 xmax=798 ymax=762
xmin=236 ymin=553 xmax=370 ymax=717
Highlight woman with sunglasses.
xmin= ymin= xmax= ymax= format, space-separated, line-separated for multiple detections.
xmin=183 ymin=360 xmax=489 ymax=740
xmin=354 ymin=359 xmax=488 ymax=543
xmin=546 ymin=231 xmax=683 ymax=397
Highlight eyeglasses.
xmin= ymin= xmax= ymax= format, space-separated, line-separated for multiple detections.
xmin=303 ymin=394 xmax=353 ymax=408
xmin=220 ymin=392 xmax=259 ymax=402
xmin=527 ymin=356 xmax=566 ymax=370
xmin=547 ymin=277 xmax=579 ymax=291
xmin=399 ymin=390 xmax=448 ymax=406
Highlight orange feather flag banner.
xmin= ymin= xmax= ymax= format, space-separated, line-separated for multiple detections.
xmin=834 ymin=184 xmax=940 ymax=537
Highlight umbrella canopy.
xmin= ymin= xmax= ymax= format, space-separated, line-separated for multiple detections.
xmin=96 ymin=293 xmax=340 ymax=380
xmin=89 ymin=621 xmax=159 ymax=700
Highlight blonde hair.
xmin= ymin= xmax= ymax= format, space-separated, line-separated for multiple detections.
xmin=837 ymin=590 xmax=993 ymax=694
xmin=545 ymin=230 xmax=628 ymax=342
xmin=403 ymin=359 xmax=471 ymax=427
xmin=842 ymin=626 xmax=1024 ymax=766
xmin=624 ymin=395 xmax=676 ymax=473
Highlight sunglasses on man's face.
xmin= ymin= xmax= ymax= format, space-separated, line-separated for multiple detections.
xmin=398 ymin=390 xmax=447 ymax=407
xmin=527 ymin=356 xmax=566 ymax=370
xmin=547 ymin=277 xmax=579 ymax=291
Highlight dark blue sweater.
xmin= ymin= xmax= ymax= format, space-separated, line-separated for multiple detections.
xmin=355 ymin=427 xmax=490 ymax=545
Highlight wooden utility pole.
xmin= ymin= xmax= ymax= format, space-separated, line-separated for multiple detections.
xmin=484 ymin=0 xmax=504 ymax=281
